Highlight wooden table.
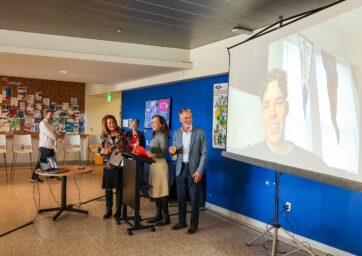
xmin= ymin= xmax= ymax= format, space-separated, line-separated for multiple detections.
xmin=36 ymin=165 xmax=92 ymax=221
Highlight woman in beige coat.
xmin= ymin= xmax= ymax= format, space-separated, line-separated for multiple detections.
xmin=146 ymin=115 xmax=170 ymax=226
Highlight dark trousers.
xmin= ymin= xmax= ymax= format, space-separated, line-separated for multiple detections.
xmin=176 ymin=163 xmax=201 ymax=227
xmin=32 ymin=147 xmax=55 ymax=178
xmin=105 ymin=188 xmax=122 ymax=211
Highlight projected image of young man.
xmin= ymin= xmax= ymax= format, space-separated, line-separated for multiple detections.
xmin=261 ymin=69 xmax=291 ymax=155
xmin=243 ymin=68 xmax=328 ymax=170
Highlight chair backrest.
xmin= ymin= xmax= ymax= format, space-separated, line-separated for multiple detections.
xmin=13 ymin=134 xmax=32 ymax=150
xmin=0 ymin=134 xmax=6 ymax=148
xmin=88 ymin=134 xmax=99 ymax=149
xmin=64 ymin=134 xmax=81 ymax=148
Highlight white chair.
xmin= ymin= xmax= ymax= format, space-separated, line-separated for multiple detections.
xmin=0 ymin=134 xmax=8 ymax=182
xmin=10 ymin=134 xmax=33 ymax=182
xmin=87 ymin=134 xmax=99 ymax=164
xmin=63 ymin=134 xmax=82 ymax=165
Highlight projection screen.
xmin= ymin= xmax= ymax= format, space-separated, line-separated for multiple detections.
xmin=226 ymin=0 xmax=362 ymax=189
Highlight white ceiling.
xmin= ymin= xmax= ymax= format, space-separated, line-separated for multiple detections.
xmin=0 ymin=0 xmax=343 ymax=87
xmin=0 ymin=51 xmax=182 ymax=84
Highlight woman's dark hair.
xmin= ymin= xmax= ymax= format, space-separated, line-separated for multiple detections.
xmin=101 ymin=115 xmax=120 ymax=136
xmin=151 ymin=115 xmax=169 ymax=138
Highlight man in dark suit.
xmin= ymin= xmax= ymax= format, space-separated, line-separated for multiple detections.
xmin=169 ymin=108 xmax=207 ymax=234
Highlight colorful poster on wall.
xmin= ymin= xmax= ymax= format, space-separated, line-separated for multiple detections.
xmin=17 ymin=87 xmax=27 ymax=100
xmin=27 ymin=95 xmax=34 ymax=104
xmin=70 ymin=97 xmax=77 ymax=106
xmin=10 ymin=97 xmax=18 ymax=106
xmin=144 ymin=98 xmax=171 ymax=128
xmin=212 ymin=83 xmax=228 ymax=149
xmin=73 ymin=121 xmax=79 ymax=133
xmin=35 ymin=92 xmax=42 ymax=101
xmin=26 ymin=104 xmax=34 ymax=114
xmin=79 ymin=118 xmax=85 ymax=133
xmin=17 ymin=110 xmax=25 ymax=119
xmin=9 ymin=108 xmax=17 ymax=117
xmin=34 ymin=109 xmax=42 ymax=118
xmin=19 ymin=101 xmax=26 ymax=110
xmin=2 ymin=86 xmax=12 ymax=100
xmin=34 ymin=102 xmax=42 ymax=110
xmin=65 ymin=119 xmax=74 ymax=133
xmin=2 ymin=104 xmax=10 ymax=114
xmin=11 ymin=117 xmax=21 ymax=131
xmin=62 ymin=102 xmax=70 ymax=111
xmin=50 ymin=102 xmax=57 ymax=111
xmin=24 ymin=116 xmax=33 ymax=132
xmin=43 ymin=98 xmax=50 ymax=107
xmin=0 ymin=117 xmax=11 ymax=133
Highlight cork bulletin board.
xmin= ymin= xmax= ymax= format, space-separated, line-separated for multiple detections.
xmin=0 ymin=75 xmax=86 ymax=133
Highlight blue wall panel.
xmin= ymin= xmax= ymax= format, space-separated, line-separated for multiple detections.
xmin=121 ymin=74 xmax=362 ymax=255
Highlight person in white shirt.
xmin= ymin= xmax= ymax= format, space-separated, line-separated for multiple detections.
xmin=31 ymin=110 xmax=63 ymax=182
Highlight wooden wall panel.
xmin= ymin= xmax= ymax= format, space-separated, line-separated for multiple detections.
xmin=0 ymin=76 xmax=85 ymax=111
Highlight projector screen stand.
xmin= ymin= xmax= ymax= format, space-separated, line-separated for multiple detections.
xmin=246 ymin=171 xmax=316 ymax=256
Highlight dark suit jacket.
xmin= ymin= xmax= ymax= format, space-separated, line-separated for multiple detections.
xmin=172 ymin=126 xmax=207 ymax=176
xmin=126 ymin=130 xmax=146 ymax=148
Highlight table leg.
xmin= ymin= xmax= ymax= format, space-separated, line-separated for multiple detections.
xmin=38 ymin=176 xmax=88 ymax=221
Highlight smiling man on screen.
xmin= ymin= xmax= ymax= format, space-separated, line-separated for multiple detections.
xmin=242 ymin=68 xmax=328 ymax=171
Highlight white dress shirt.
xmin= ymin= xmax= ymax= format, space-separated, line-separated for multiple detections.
xmin=182 ymin=125 xmax=192 ymax=163
xmin=38 ymin=119 xmax=57 ymax=149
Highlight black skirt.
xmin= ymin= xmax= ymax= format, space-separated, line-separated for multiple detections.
xmin=102 ymin=166 xmax=123 ymax=189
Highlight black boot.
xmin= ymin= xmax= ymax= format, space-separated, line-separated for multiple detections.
xmin=103 ymin=189 xmax=113 ymax=219
xmin=147 ymin=199 xmax=163 ymax=223
xmin=156 ymin=197 xmax=170 ymax=226
xmin=113 ymin=189 xmax=122 ymax=220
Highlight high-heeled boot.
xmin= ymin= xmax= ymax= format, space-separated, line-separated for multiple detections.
xmin=155 ymin=197 xmax=170 ymax=226
xmin=147 ymin=199 xmax=163 ymax=223
xmin=113 ymin=189 xmax=122 ymax=220
xmin=103 ymin=189 xmax=113 ymax=219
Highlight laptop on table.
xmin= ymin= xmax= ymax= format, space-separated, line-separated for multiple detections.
xmin=40 ymin=157 xmax=69 ymax=174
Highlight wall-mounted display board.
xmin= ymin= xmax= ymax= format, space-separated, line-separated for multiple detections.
xmin=0 ymin=76 xmax=86 ymax=134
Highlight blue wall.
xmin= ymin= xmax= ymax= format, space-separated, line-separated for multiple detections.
xmin=122 ymin=74 xmax=362 ymax=255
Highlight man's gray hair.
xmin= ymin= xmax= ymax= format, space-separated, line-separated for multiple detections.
xmin=131 ymin=119 xmax=140 ymax=125
xmin=178 ymin=108 xmax=192 ymax=116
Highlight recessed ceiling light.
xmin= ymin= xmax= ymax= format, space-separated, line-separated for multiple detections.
xmin=117 ymin=28 xmax=123 ymax=33
xmin=232 ymin=26 xmax=252 ymax=35
xmin=60 ymin=70 xmax=67 ymax=74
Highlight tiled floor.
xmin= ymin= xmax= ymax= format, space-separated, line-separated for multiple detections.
xmin=0 ymin=165 xmax=327 ymax=256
